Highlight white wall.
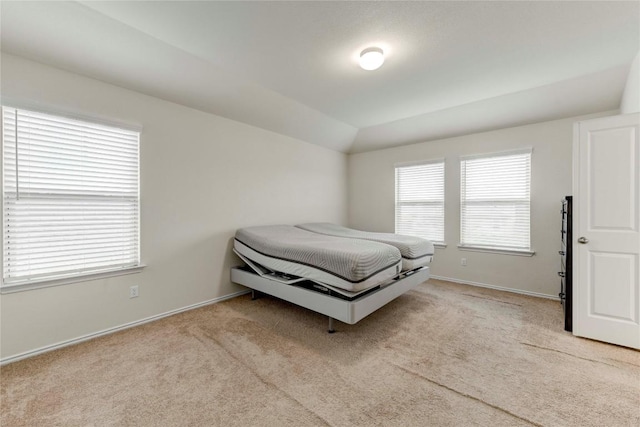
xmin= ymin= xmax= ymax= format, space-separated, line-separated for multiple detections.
xmin=0 ymin=54 xmax=348 ymax=360
xmin=348 ymin=112 xmax=614 ymax=298
xmin=621 ymin=51 xmax=640 ymax=114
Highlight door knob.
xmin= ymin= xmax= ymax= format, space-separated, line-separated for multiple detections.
xmin=578 ymin=237 xmax=589 ymax=244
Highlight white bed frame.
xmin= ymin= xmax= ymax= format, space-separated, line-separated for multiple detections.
xmin=230 ymin=265 xmax=430 ymax=332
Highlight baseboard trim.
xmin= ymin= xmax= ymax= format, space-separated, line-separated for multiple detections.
xmin=0 ymin=289 xmax=251 ymax=366
xmin=430 ymin=275 xmax=559 ymax=301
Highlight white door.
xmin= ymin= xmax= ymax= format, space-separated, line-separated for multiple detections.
xmin=573 ymin=113 xmax=640 ymax=349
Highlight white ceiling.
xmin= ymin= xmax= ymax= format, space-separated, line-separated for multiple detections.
xmin=1 ymin=1 xmax=638 ymax=153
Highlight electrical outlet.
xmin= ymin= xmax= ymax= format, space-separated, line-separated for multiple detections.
xmin=461 ymin=258 xmax=467 ymax=266
xmin=129 ymin=285 xmax=139 ymax=298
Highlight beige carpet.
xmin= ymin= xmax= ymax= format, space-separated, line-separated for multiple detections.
xmin=2 ymin=279 xmax=639 ymax=426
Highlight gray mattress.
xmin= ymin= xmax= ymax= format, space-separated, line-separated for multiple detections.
xmin=295 ymin=223 xmax=434 ymax=271
xmin=234 ymin=225 xmax=402 ymax=292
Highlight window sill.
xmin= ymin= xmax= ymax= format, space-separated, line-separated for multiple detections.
xmin=434 ymin=243 xmax=447 ymax=249
xmin=1 ymin=265 xmax=146 ymax=294
xmin=457 ymin=245 xmax=535 ymax=257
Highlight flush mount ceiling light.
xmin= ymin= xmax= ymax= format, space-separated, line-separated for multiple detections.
xmin=359 ymin=47 xmax=384 ymax=71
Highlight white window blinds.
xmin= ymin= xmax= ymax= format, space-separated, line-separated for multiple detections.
xmin=460 ymin=149 xmax=531 ymax=251
xmin=2 ymin=107 xmax=140 ymax=287
xmin=395 ymin=160 xmax=445 ymax=243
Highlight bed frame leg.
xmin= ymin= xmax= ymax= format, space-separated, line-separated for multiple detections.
xmin=251 ymin=290 xmax=261 ymax=300
xmin=328 ymin=317 xmax=336 ymax=333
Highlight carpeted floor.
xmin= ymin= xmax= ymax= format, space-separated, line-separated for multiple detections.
xmin=1 ymin=279 xmax=639 ymax=426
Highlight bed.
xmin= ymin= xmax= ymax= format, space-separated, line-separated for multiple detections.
xmin=296 ymin=223 xmax=434 ymax=271
xmin=231 ymin=225 xmax=431 ymax=332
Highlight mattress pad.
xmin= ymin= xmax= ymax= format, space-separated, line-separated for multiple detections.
xmin=296 ymin=223 xmax=434 ymax=270
xmin=234 ymin=225 xmax=402 ymax=292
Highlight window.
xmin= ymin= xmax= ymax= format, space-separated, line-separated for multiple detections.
xmin=395 ymin=160 xmax=445 ymax=243
xmin=460 ymin=149 xmax=532 ymax=253
xmin=2 ymin=107 xmax=140 ymax=289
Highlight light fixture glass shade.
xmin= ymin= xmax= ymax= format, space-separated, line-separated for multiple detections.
xmin=359 ymin=47 xmax=384 ymax=71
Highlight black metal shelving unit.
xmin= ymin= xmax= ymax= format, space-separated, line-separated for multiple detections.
xmin=559 ymin=196 xmax=573 ymax=332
